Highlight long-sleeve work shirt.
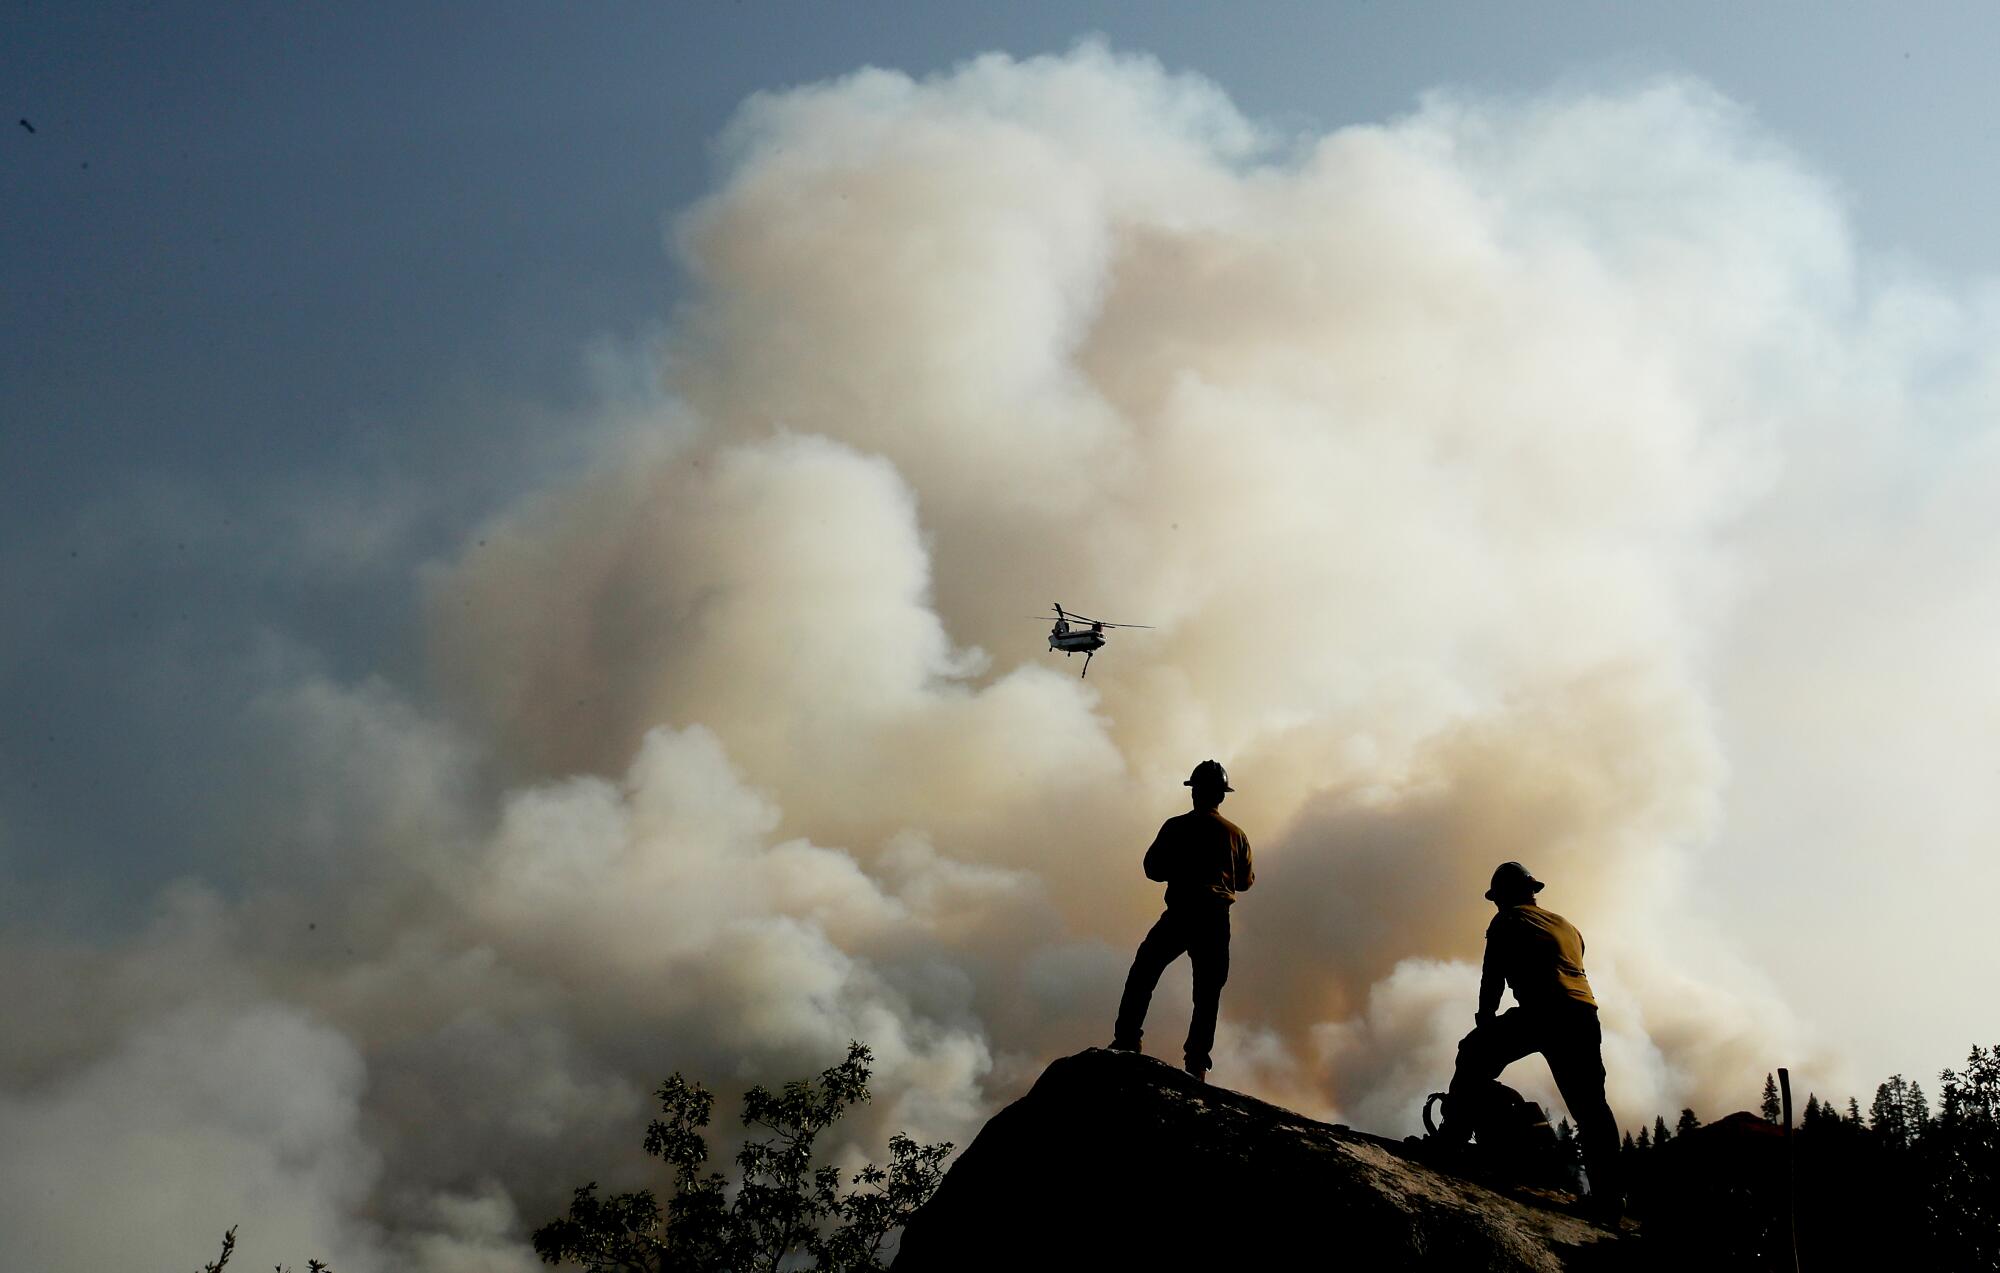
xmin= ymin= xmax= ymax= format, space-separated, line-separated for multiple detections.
xmin=1143 ymin=808 xmax=1254 ymax=909
xmin=1479 ymin=902 xmax=1598 ymax=1017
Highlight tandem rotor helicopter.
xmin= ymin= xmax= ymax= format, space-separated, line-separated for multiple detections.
xmin=1030 ymin=603 xmax=1152 ymax=677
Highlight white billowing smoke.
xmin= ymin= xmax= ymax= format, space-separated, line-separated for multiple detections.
xmin=10 ymin=42 xmax=2000 ymax=1271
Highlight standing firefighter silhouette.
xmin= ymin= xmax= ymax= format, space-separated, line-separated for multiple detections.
xmin=1433 ymin=862 xmax=1623 ymax=1217
xmin=1108 ymin=760 xmax=1254 ymax=1083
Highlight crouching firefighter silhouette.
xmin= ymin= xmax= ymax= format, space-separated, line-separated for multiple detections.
xmin=1434 ymin=862 xmax=1622 ymax=1216
xmin=1109 ymin=760 xmax=1254 ymax=1083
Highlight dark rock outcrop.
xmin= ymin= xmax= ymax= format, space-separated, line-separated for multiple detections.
xmin=895 ymin=1048 xmax=1624 ymax=1271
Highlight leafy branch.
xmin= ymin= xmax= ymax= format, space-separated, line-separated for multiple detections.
xmin=534 ymin=1041 xmax=951 ymax=1273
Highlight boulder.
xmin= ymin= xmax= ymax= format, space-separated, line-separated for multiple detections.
xmin=894 ymin=1048 xmax=1625 ymax=1271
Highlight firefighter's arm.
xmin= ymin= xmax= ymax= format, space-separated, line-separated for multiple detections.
xmin=1142 ymin=824 xmax=1171 ymax=882
xmin=1235 ymin=838 xmax=1254 ymax=892
xmin=1475 ymin=924 xmax=1505 ymax=1026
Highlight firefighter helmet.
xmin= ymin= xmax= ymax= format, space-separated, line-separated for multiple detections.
xmin=1484 ymin=861 xmax=1545 ymax=902
xmin=1184 ymin=759 xmax=1234 ymax=792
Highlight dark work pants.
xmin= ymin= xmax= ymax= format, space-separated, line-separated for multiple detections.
xmin=1112 ymin=904 xmax=1231 ymax=1070
xmin=1446 ymin=1003 xmax=1621 ymax=1201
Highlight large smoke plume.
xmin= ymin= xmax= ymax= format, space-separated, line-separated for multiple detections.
xmin=7 ymin=43 xmax=1999 ymax=1271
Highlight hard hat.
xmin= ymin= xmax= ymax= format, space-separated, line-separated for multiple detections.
xmin=1485 ymin=861 xmax=1545 ymax=901
xmin=1184 ymin=759 xmax=1234 ymax=792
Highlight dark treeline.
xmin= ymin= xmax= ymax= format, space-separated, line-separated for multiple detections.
xmin=1553 ymin=1042 xmax=1999 ymax=1270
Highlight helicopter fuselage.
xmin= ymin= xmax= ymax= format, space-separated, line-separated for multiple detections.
xmin=1049 ymin=628 xmax=1106 ymax=653
xmin=1038 ymin=605 xmax=1144 ymax=676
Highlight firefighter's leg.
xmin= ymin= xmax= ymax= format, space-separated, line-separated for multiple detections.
xmin=1545 ymin=1007 xmax=1621 ymax=1209
xmin=1111 ymin=911 xmax=1188 ymax=1051
xmin=1184 ymin=908 xmax=1232 ymax=1073
xmin=1438 ymin=1009 xmax=1538 ymax=1142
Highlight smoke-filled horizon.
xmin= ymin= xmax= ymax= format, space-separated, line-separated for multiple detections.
xmin=6 ymin=44 xmax=1998 ymax=1272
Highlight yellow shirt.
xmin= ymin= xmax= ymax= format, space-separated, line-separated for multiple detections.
xmin=1143 ymin=808 xmax=1254 ymax=908
xmin=1482 ymin=903 xmax=1597 ymax=1010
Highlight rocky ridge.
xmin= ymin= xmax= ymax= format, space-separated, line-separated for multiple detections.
xmin=894 ymin=1048 xmax=1626 ymax=1271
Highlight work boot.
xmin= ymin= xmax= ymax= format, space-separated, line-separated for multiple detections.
xmin=1106 ymin=1038 xmax=1140 ymax=1054
xmin=1183 ymin=1062 xmax=1207 ymax=1083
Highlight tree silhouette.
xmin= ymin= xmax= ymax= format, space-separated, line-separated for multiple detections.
xmin=1761 ymin=1072 xmax=1781 ymax=1123
xmin=192 ymin=1225 xmax=328 ymax=1273
xmin=533 ymin=1042 xmax=950 ymax=1273
xmin=1873 ymin=1075 xmax=1913 ymax=1146
xmin=1908 ymin=1080 xmax=1933 ymax=1135
xmin=1620 ymin=1042 xmax=1999 ymax=1269
xmin=1926 ymin=1044 xmax=2000 ymax=1271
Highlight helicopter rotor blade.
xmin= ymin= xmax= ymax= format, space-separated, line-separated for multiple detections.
xmin=1022 ymin=605 xmax=1152 ymax=627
